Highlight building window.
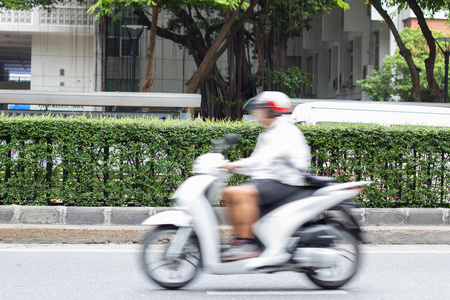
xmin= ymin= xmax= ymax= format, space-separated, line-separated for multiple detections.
xmin=372 ymin=31 xmax=380 ymax=70
xmin=328 ymin=49 xmax=332 ymax=80
xmin=106 ymin=79 xmax=139 ymax=93
xmin=347 ymin=41 xmax=353 ymax=74
xmin=107 ymin=18 xmax=120 ymax=57
xmin=121 ymin=39 xmax=139 ymax=57
xmin=305 ymin=56 xmax=314 ymax=96
xmin=107 ymin=17 xmax=140 ymax=57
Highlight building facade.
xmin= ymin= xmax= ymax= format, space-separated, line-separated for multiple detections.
xmin=286 ymin=0 xmax=449 ymax=100
xmin=0 ymin=2 xmax=217 ymax=95
xmin=1 ymin=1 xmax=448 ymax=102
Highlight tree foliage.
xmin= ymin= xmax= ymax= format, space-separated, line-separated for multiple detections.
xmin=368 ymin=0 xmax=450 ymax=102
xmin=254 ymin=65 xmax=312 ymax=98
xmin=0 ymin=0 xmax=60 ymax=10
xmin=357 ymin=28 xmax=447 ymax=101
xmin=88 ymin=0 xmax=246 ymax=21
xmin=252 ymin=0 xmax=337 ymax=91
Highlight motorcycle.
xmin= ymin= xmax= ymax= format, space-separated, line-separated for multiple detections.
xmin=140 ymin=134 xmax=371 ymax=290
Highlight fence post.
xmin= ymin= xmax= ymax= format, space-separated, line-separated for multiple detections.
xmin=46 ymin=137 xmax=53 ymax=205
xmin=441 ymin=150 xmax=445 ymax=203
xmin=5 ymin=135 xmax=11 ymax=184
xmin=104 ymin=146 xmax=109 ymax=199
xmin=1 ymin=135 xmax=11 ymax=200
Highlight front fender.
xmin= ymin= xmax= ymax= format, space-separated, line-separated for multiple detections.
xmin=141 ymin=210 xmax=193 ymax=227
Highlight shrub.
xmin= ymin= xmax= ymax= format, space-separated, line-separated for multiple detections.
xmin=0 ymin=115 xmax=261 ymax=207
xmin=304 ymin=123 xmax=450 ymax=207
xmin=0 ymin=115 xmax=449 ymax=207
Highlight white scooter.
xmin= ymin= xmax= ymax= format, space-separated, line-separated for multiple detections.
xmin=140 ymin=134 xmax=371 ymax=290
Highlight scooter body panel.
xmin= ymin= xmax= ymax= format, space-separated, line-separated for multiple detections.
xmin=249 ymin=189 xmax=361 ymax=269
xmin=209 ymin=187 xmax=362 ymax=274
xmin=141 ymin=210 xmax=193 ymax=227
xmin=143 ymin=174 xmax=225 ymax=271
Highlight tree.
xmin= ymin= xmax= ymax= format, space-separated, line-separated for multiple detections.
xmin=357 ymin=28 xmax=447 ymax=102
xmin=368 ymin=0 xmax=449 ymax=102
xmin=251 ymin=0 xmax=336 ymax=95
xmin=142 ymin=1 xmax=159 ymax=92
xmin=89 ymin=1 xmax=350 ymax=115
xmin=220 ymin=0 xmax=338 ymax=118
xmin=368 ymin=0 xmax=421 ymax=102
xmin=404 ymin=0 xmax=445 ymax=102
xmin=89 ymin=0 xmax=256 ymax=98
xmin=89 ymin=0 xmax=345 ymax=118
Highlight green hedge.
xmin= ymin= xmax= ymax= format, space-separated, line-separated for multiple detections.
xmin=306 ymin=124 xmax=450 ymax=208
xmin=0 ymin=115 xmax=259 ymax=207
xmin=0 ymin=115 xmax=449 ymax=208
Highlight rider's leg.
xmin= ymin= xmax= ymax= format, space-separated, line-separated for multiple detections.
xmin=221 ymin=185 xmax=261 ymax=261
xmin=223 ymin=185 xmax=260 ymax=239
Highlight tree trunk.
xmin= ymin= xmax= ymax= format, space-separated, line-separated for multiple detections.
xmin=186 ymin=6 xmax=243 ymax=94
xmin=228 ymin=36 xmax=235 ymax=119
xmin=237 ymin=27 xmax=244 ymax=119
xmin=369 ymin=0 xmax=421 ymax=102
xmin=406 ymin=0 xmax=443 ymax=102
xmin=186 ymin=0 xmax=259 ymax=94
xmin=254 ymin=22 xmax=264 ymax=92
xmin=142 ymin=4 xmax=160 ymax=92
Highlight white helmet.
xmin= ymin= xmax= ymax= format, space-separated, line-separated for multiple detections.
xmin=243 ymin=91 xmax=291 ymax=116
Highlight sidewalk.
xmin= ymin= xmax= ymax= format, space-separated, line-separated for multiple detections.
xmin=1 ymin=205 xmax=449 ymax=244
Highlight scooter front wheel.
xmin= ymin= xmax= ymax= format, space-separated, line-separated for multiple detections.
xmin=140 ymin=225 xmax=201 ymax=290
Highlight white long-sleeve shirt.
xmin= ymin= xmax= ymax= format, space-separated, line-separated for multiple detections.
xmin=237 ymin=117 xmax=311 ymax=186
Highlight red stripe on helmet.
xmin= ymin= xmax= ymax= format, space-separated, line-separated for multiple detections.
xmin=266 ymin=101 xmax=290 ymax=113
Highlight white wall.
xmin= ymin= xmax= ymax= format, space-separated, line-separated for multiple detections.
xmin=378 ymin=24 xmax=390 ymax=66
xmin=31 ymin=33 xmax=94 ymax=92
xmin=315 ymin=0 xmax=372 ymax=100
xmin=0 ymin=4 xmax=93 ymax=34
xmin=322 ymin=9 xmax=341 ymax=42
xmin=344 ymin=0 xmax=370 ymax=32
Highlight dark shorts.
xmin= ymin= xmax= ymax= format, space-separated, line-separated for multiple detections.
xmin=246 ymin=179 xmax=302 ymax=206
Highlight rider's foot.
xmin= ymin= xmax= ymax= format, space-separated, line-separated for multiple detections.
xmin=221 ymin=238 xmax=261 ymax=262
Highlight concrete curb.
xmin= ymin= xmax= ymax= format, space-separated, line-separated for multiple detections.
xmin=2 ymin=205 xmax=450 ymax=226
xmin=1 ymin=205 xmax=450 ymax=244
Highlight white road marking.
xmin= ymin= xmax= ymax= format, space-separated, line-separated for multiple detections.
xmin=207 ymin=290 xmax=348 ymax=296
xmin=0 ymin=248 xmax=142 ymax=253
xmin=361 ymin=250 xmax=450 ymax=254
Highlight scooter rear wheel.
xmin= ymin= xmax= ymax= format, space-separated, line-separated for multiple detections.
xmin=305 ymin=227 xmax=360 ymax=289
xmin=140 ymin=225 xmax=201 ymax=290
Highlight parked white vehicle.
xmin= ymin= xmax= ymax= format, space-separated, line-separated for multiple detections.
xmin=290 ymin=101 xmax=450 ymax=126
xmin=139 ymin=134 xmax=371 ymax=290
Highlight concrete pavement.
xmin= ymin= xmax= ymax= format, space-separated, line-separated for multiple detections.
xmin=0 ymin=205 xmax=450 ymax=244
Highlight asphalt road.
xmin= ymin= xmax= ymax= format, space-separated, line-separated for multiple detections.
xmin=1 ymin=244 xmax=450 ymax=300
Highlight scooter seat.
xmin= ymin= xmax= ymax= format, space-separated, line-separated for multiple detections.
xmin=259 ymin=186 xmax=319 ymax=217
xmin=304 ymin=175 xmax=337 ymax=187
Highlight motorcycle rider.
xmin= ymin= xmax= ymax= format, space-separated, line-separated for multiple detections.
xmin=221 ymin=91 xmax=311 ymax=261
